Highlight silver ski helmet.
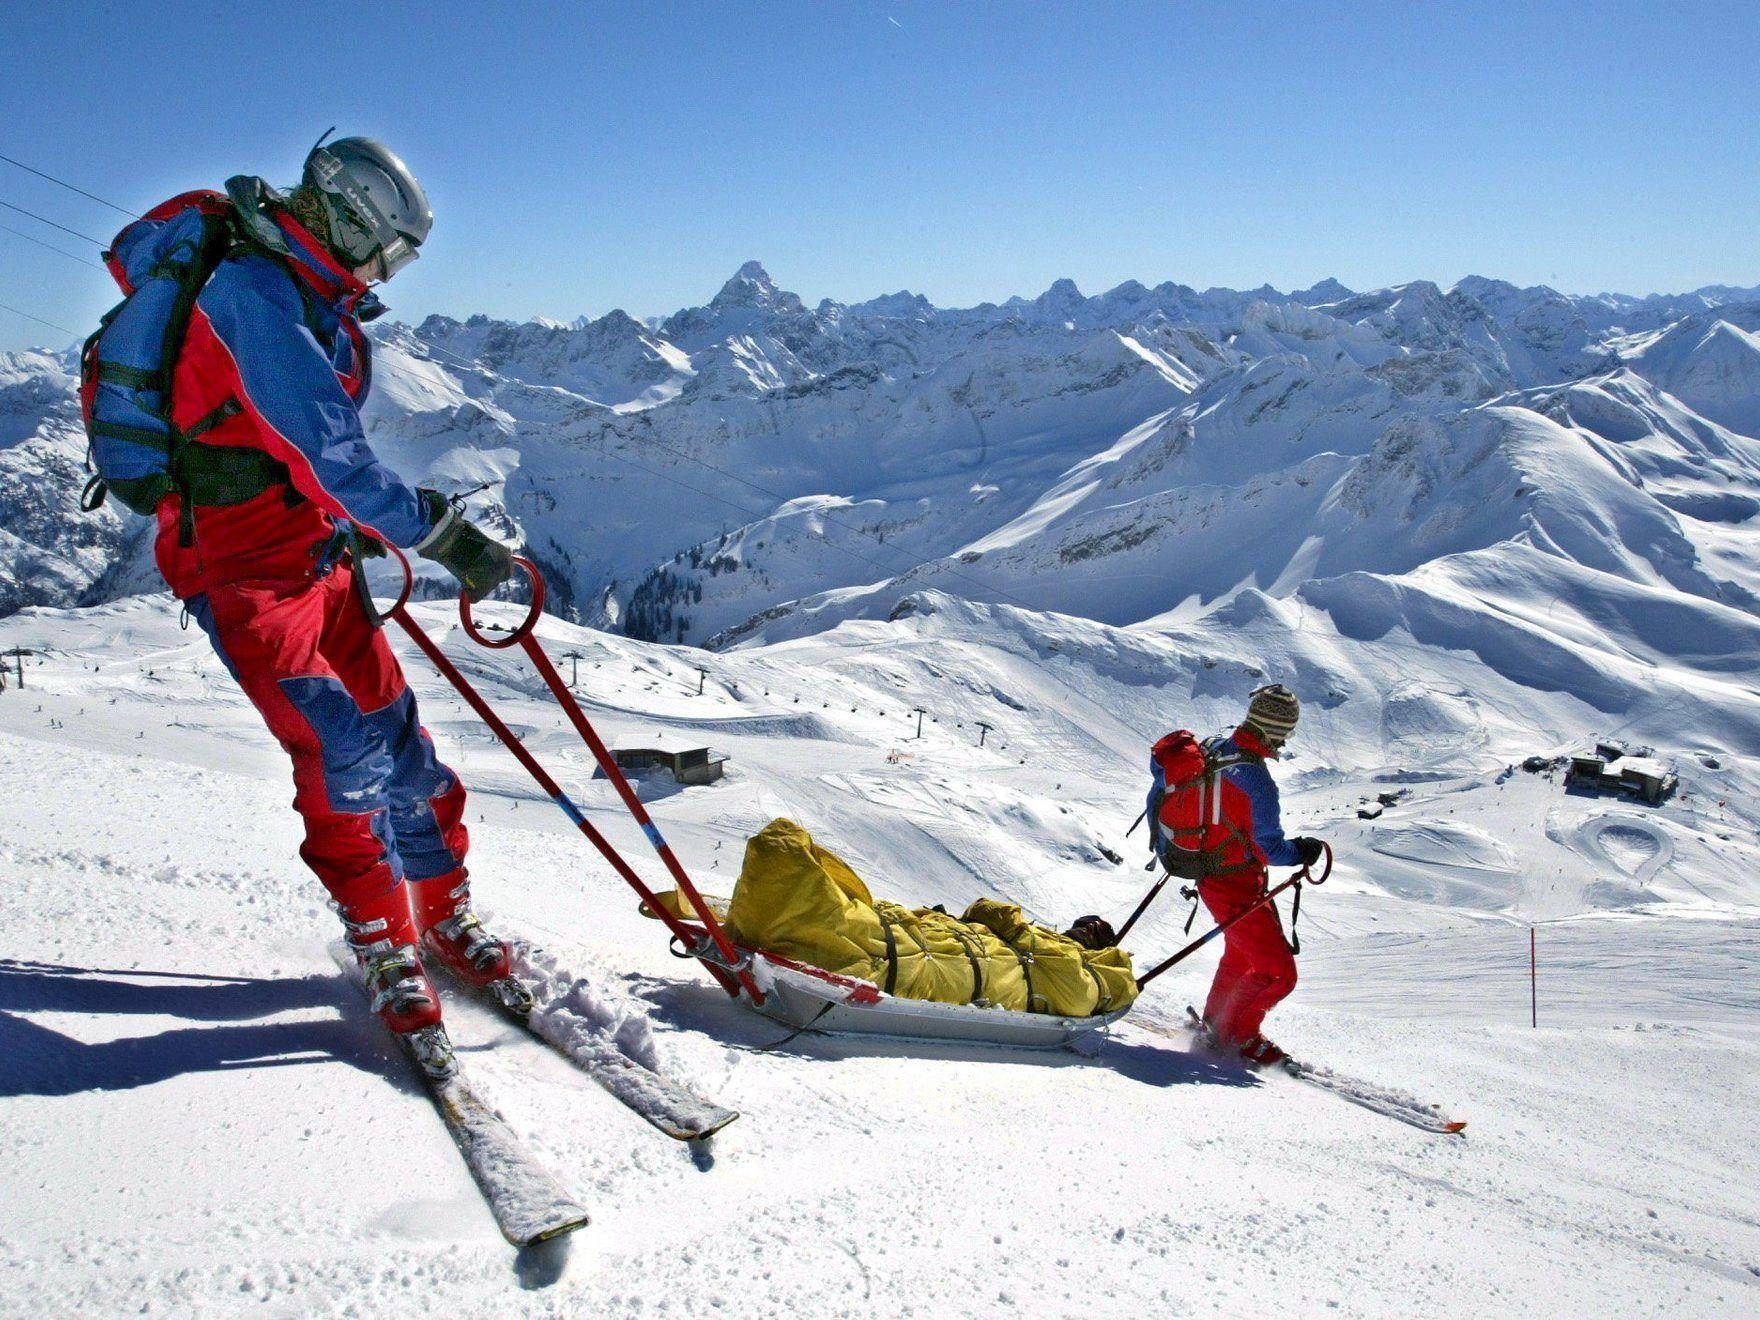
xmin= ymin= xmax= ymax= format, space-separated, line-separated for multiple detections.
xmin=302 ymin=134 xmax=431 ymax=281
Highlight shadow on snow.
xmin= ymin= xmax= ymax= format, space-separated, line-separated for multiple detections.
xmin=0 ymin=958 xmax=393 ymax=1098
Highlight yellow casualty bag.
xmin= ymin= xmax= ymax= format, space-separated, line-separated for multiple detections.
xmin=655 ymin=818 xmax=1137 ymax=1017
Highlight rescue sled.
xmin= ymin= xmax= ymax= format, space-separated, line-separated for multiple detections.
xmin=726 ymin=837 xmax=1328 ymax=1051
xmin=643 ymin=817 xmax=1139 ymax=1049
xmin=741 ymin=948 xmax=1132 ymax=1050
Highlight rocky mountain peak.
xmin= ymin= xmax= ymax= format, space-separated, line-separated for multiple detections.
xmin=710 ymin=261 xmax=807 ymax=316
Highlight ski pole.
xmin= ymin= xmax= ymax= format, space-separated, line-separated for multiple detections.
xmin=1134 ymin=843 xmax=1330 ymax=991
xmin=1113 ymin=873 xmax=1170 ymax=945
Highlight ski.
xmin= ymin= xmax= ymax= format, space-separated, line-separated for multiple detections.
xmin=1278 ymin=1056 xmax=1468 ymax=1135
xmin=439 ymin=941 xmax=740 ymax=1143
xmin=1150 ymin=1008 xmax=1467 ymax=1136
xmin=330 ymin=945 xmax=591 ymax=1247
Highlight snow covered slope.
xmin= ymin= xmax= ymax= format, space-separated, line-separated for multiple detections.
xmin=2 ymin=592 xmax=1757 ymax=1313
xmin=1628 ymin=305 xmax=1760 ymax=437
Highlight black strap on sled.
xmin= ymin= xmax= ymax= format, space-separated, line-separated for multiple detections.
xmin=754 ymin=1000 xmax=839 ymax=1052
xmin=945 ymin=925 xmax=987 ymax=1006
xmin=875 ymin=910 xmax=901 ymax=995
xmin=1008 ymin=934 xmax=1037 ymax=1014
xmin=1082 ymin=957 xmax=1113 ymax=1013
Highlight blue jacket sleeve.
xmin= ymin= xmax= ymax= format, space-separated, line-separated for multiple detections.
xmin=1228 ymin=761 xmax=1302 ymax=866
xmin=1145 ymin=757 xmax=1164 ymax=841
xmin=197 ymin=262 xmax=433 ymax=547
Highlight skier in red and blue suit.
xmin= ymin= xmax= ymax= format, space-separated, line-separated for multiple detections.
xmin=114 ymin=138 xmax=519 ymax=1067
xmin=1154 ymin=685 xmax=1324 ymax=1064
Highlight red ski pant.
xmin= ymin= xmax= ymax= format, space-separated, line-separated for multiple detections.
xmin=1199 ymin=869 xmax=1297 ymax=1044
xmin=187 ymin=564 xmax=469 ymax=917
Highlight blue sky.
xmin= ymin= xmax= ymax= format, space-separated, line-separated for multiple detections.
xmin=2 ymin=1 xmax=1757 ymax=350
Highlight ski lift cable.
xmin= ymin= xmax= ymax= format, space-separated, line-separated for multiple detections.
xmin=0 ymin=298 xmax=79 ymax=337
xmin=0 ymin=196 xmax=104 ymax=247
xmin=0 ymin=220 xmax=105 ymax=270
xmin=0 ymin=152 xmax=136 ymax=217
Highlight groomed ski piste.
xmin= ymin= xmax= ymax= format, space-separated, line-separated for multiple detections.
xmin=3 ymin=586 xmax=1757 ymax=1315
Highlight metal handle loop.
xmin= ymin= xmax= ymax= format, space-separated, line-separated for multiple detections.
xmin=380 ymin=543 xmax=415 ymax=617
xmin=459 ymin=555 xmax=545 ymax=648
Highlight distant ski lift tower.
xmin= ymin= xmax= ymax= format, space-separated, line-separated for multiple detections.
xmin=912 ymin=707 xmax=927 ymax=739
xmin=559 ymin=650 xmax=584 ymax=688
xmin=976 ymin=721 xmax=992 ymax=747
xmin=3 ymin=647 xmax=34 ymax=690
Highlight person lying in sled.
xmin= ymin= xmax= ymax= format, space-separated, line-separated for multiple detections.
xmin=1150 ymin=685 xmax=1324 ymax=1065
xmin=89 ymin=136 xmax=516 ymax=1076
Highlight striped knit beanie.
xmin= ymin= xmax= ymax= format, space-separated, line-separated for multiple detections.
xmin=1244 ymin=684 xmax=1301 ymax=746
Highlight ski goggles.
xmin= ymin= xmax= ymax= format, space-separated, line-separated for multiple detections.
xmin=366 ymin=233 xmax=420 ymax=282
xmin=308 ymin=148 xmax=422 ymax=281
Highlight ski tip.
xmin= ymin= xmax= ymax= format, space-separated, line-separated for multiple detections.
xmin=1442 ymin=1121 xmax=1468 ymax=1135
xmin=665 ymin=1109 xmax=741 ymax=1141
xmin=516 ymin=1213 xmax=592 ymax=1247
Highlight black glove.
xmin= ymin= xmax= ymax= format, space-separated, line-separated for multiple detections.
xmin=415 ymin=488 xmax=513 ymax=603
xmin=1063 ymin=914 xmax=1118 ymax=950
xmin=1294 ymin=836 xmax=1325 ymax=867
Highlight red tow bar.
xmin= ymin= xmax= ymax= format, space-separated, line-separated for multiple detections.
xmin=1134 ymin=842 xmax=1332 ymax=991
xmin=380 ymin=548 xmax=763 ymax=1004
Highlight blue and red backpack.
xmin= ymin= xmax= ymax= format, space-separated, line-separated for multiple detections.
xmin=78 ymin=191 xmax=237 ymax=517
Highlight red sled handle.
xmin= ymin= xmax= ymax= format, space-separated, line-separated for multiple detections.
xmin=373 ymin=545 xmax=764 ymax=1004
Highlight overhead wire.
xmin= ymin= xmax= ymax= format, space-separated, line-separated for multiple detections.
xmin=0 ymin=197 xmax=104 ymax=247
xmin=0 ymin=299 xmax=78 ymax=337
xmin=0 ymin=151 xmax=135 ymax=216
xmin=0 ymin=220 xmax=104 ymax=270
xmin=0 ymin=155 xmax=121 ymax=345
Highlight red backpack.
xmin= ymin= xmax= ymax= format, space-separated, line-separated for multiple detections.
xmin=1147 ymin=730 xmax=1260 ymax=879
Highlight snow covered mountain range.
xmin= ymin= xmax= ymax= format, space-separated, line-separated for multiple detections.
xmin=4 ymin=264 xmax=1759 ymax=753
